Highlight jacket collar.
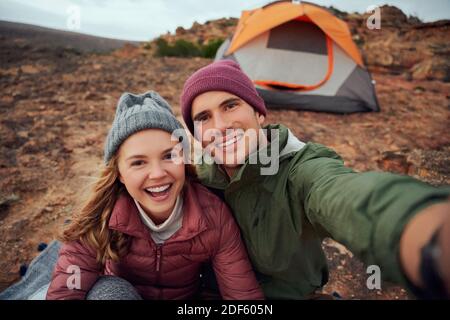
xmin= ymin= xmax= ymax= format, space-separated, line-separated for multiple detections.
xmin=109 ymin=181 xmax=208 ymax=243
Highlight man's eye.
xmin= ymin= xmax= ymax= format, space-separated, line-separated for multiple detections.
xmin=194 ymin=114 xmax=209 ymax=122
xmin=225 ymin=103 xmax=238 ymax=110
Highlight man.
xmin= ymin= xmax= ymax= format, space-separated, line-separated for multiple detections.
xmin=179 ymin=60 xmax=450 ymax=299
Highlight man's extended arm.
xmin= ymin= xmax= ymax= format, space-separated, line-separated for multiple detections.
xmin=291 ymin=143 xmax=450 ymax=296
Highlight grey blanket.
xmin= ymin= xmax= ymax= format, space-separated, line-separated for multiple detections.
xmin=0 ymin=240 xmax=61 ymax=300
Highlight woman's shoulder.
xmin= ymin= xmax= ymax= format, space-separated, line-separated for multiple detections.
xmin=185 ymin=180 xmax=232 ymax=224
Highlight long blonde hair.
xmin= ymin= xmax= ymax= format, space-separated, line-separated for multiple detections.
xmin=59 ymin=154 xmax=129 ymax=265
xmin=59 ymin=154 xmax=198 ymax=265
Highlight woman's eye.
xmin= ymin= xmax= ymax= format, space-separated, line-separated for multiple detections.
xmin=130 ymin=160 xmax=144 ymax=167
xmin=163 ymin=153 xmax=174 ymax=160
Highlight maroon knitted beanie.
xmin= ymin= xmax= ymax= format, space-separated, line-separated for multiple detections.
xmin=180 ymin=60 xmax=266 ymax=134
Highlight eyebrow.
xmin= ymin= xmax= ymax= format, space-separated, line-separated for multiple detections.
xmin=125 ymin=147 xmax=174 ymax=161
xmin=193 ymin=97 xmax=241 ymax=121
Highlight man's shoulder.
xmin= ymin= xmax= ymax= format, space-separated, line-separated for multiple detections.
xmin=270 ymin=123 xmax=343 ymax=163
xmin=286 ymin=141 xmax=343 ymax=166
xmin=280 ymin=141 xmax=350 ymax=187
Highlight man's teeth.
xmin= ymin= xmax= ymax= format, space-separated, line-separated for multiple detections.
xmin=217 ymin=135 xmax=242 ymax=148
xmin=146 ymin=184 xmax=170 ymax=193
xmin=220 ymin=138 xmax=236 ymax=147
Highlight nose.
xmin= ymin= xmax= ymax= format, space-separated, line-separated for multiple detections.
xmin=212 ymin=114 xmax=232 ymax=134
xmin=147 ymin=162 xmax=166 ymax=180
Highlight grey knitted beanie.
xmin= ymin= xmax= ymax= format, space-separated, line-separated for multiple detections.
xmin=104 ymin=91 xmax=187 ymax=163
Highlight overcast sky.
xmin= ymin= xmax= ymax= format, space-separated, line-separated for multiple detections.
xmin=1 ymin=0 xmax=449 ymax=41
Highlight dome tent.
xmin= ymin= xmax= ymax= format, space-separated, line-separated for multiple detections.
xmin=215 ymin=0 xmax=380 ymax=113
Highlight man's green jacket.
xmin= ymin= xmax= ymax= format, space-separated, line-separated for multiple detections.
xmin=197 ymin=124 xmax=450 ymax=299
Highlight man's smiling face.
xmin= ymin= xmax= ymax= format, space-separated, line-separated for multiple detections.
xmin=191 ymin=91 xmax=265 ymax=177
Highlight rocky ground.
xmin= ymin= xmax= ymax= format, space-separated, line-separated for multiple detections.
xmin=0 ymin=5 xmax=449 ymax=299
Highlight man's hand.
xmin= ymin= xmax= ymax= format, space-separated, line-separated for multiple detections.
xmin=400 ymin=199 xmax=450 ymax=298
xmin=437 ymin=211 xmax=450 ymax=295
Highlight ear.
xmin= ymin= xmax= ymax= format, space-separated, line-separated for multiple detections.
xmin=256 ymin=111 xmax=265 ymax=126
xmin=117 ymin=164 xmax=124 ymax=184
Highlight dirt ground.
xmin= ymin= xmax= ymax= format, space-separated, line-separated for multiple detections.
xmin=0 ymin=36 xmax=449 ymax=299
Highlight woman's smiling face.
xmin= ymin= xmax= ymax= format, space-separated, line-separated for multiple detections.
xmin=117 ymin=129 xmax=185 ymax=224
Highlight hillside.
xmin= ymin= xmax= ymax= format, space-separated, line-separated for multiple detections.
xmin=0 ymin=20 xmax=139 ymax=53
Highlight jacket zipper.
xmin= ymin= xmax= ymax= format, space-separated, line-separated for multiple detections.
xmin=156 ymin=245 xmax=162 ymax=272
xmin=155 ymin=244 xmax=163 ymax=299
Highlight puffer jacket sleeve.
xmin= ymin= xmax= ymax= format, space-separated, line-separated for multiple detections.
xmin=46 ymin=240 xmax=102 ymax=300
xmin=212 ymin=202 xmax=265 ymax=300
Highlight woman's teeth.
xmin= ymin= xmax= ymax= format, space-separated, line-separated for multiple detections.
xmin=146 ymin=184 xmax=171 ymax=193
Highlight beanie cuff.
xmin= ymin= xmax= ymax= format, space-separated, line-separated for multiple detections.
xmin=104 ymin=111 xmax=186 ymax=163
xmin=182 ymin=76 xmax=266 ymax=133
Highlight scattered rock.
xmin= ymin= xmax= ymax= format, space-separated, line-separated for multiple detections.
xmin=20 ymin=65 xmax=40 ymax=74
xmin=113 ymin=43 xmax=141 ymax=59
xmin=9 ymin=218 xmax=29 ymax=236
xmin=377 ymin=151 xmax=411 ymax=174
xmin=0 ymin=194 xmax=20 ymax=218
xmin=42 ymin=206 xmax=53 ymax=213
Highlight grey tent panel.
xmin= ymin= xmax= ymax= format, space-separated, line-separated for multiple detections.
xmin=336 ymin=66 xmax=380 ymax=111
xmin=215 ymin=38 xmax=231 ymax=61
xmin=267 ymin=20 xmax=327 ymax=55
xmin=237 ymin=37 xmax=357 ymax=96
xmin=234 ymin=32 xmax=331 ymax=86
xmin=257 ymin=88 xmax=376 ymax=113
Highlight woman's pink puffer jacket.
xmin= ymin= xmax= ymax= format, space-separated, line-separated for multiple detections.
xmin=46 ymin=181 xmax=263 ymax=300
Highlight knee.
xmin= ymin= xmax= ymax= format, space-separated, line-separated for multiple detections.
xmin=86 ymin=276 xmax=142 ymax=300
